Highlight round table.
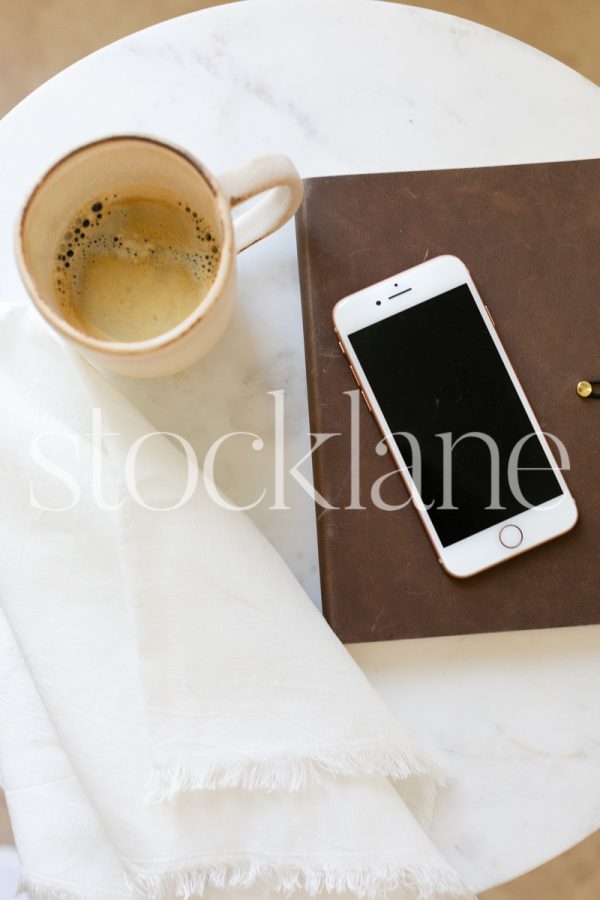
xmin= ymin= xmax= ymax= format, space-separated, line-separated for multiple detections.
xmin=1 ymin=0 xmax=600 ymax=892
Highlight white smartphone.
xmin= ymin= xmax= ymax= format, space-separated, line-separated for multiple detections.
xmin=332 ymin=254 xmax=578 ymax=578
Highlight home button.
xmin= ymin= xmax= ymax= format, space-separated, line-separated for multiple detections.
xmin=499 ymin=524 xmax=523 ymax=549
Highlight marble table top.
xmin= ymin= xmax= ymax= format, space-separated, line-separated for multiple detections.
xmin=1 ymin=0 xmax=600 ymax=892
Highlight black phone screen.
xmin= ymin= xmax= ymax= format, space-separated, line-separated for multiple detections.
xmin=348 ymin=283 xmax=563 ymax=547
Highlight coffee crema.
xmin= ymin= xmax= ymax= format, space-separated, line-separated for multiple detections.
xmin=53 ymin=192 xmax=221 ymax=342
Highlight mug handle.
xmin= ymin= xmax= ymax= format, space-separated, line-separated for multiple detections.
xmin=217 ymin=155 xmax=304 ymax=253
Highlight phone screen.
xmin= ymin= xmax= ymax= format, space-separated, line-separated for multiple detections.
xmin=348 ymin=283 xmax=563 ymax=547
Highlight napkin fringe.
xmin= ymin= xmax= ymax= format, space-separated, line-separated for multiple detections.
xmin=148 ymin=744 xmax=441 ymax=803
xmin=18 ymin=880 xmax=73 ymax=900
xmin=127 ymin=857 xmax=473 ymax=900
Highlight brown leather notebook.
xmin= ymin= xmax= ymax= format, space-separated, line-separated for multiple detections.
xmin=295 ymin=159 xmax=600 ymax=643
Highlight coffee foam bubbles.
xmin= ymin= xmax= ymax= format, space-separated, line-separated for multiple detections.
xmin=52 ymin=193 xmax=222 ymax=342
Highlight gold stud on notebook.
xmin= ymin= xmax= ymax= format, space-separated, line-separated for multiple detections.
xmin=576 ymin=380 xmax=600 ymax=399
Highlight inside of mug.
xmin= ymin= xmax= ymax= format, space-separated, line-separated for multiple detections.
xmin=19 ymin=137 xmax=225 ymax=344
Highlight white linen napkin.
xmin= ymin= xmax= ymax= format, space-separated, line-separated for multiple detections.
xmin=0 ymin=304 xmax=471 ymax=900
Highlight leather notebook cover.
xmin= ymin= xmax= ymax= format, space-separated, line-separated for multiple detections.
xmin=294 ymin=159 xmax=600 ymax=643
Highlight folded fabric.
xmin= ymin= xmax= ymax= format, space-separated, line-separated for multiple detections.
xmin=0 ymin=304 xmax=471 ymax=900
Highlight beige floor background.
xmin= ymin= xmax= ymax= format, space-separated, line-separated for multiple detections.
xmin=0 ymin=0 xmax=599 ymax=897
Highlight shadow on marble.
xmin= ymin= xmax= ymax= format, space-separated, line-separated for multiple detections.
xmin=1 ymin=1 xmax=599 ymax=898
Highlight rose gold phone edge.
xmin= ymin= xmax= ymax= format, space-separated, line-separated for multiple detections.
xmin=332 ymin=254 xmax=578 ymax=579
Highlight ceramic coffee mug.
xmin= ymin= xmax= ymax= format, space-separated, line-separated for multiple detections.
xmin=16 ymin=136 xmax=304 ymax=378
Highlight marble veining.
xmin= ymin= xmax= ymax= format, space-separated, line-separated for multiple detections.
xmin=1 ymin=0 xmax=600 ymax=890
